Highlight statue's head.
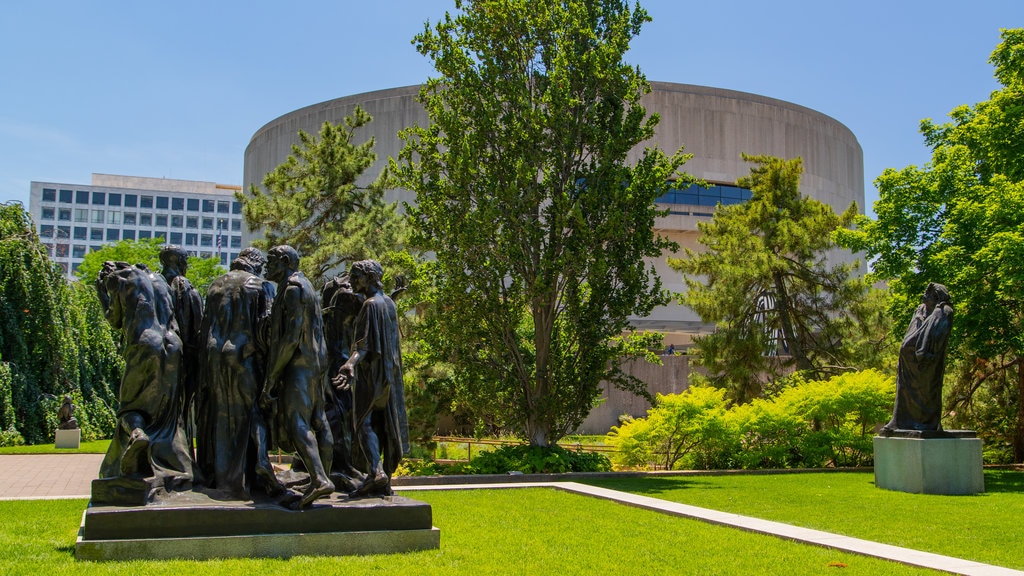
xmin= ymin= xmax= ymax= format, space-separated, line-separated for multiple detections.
xmin=159 ymin=245 xmax=189 ymax=275
xmin=266 ymin=245 xmax=299 ymax=283
xmin=349 ymin=259 xmax=383 ymax=293
xmin=925 ymin=282 xmax=951 ymax=305
xmin=233 ymin=247 xmax=266 ymax=275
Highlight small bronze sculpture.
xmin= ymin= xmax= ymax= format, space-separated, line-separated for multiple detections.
xmin=335 ymin=259 xmax=409 ymax=497
xmin=95 ymin=261 xmax=193 ymax=494
xmin=196 ymin=248 xmax=282 ymax=498
xmin=882 ymin=283 xmax=954 ymax=433
xmin=160 ymin=246 xmax=203 ymax=457
xmin=260 ymin=245 xmax=335 ymax=507
xmin=58 ymin=394 xmax=79 ymax=430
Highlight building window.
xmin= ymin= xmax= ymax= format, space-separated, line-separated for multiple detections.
xmin=122 ymin=229 xmax=135 ymax=240
xmin=58 ymin=225 xmax=70 ymax=239
xmin=172 ymin=198 xmax=184 ymax=211
xmin=73 ymin=227 xmax=87 ymax=240
xmin=185 ymin=233 xmax=198 ymax=246
xmin=232 ymin=201 xmax=242 ymax=215
xmin=41 ymin=207 xmax=55 ymax=220
xmin=90 ymin=245 xmax=102 ymax=252
xmin=74 ymin=209 xmax=88 ymax=222
xmin=217 ymin=201 xmax=229 ymax=214
xmin=76 ymin=190 xmax=89 ymax=204
xmin=58 ymin=208 xmax=72 ymax=221
xmin=186 ymin=216 xmax=199 ymax=229
xmin=202 ymin=200 xmax=215 ymax=213
xmin=156 ymin=215 xmax=168 ymax=227
xmin=220 ymin=253 xmax=228 ymax=266
xmin=231 ymin=219 xmax=241 ymax=232
xmin=200 ymin=234 xmax=213 ymax=247
xmin=170 ymin=232 xmax=183 ymax=245
xmin=139 ymin=214 xmax=152 ymax=226
xmin=124 ymin=194 xmax=138 ymax=208
xmin=140 ymin=195 xmax=153 ymax=209
xmin=202 ymin=218 xmax=213 ymax=230
xmin=156 ymin=196 xmax=169 ymax=209
xmin=55 ymin=244 xmax=69 ymax=258
xmin=123 ymin=213 xmax=137 ymax=226
xmin=107 ymin=211 xmax=121 ymax=224
xmin=230 ymin=236 xmax=241 ymax=249
xmin=42 ymin=188 xmax=57 ymax=202
xmin=200 ymin=251 xmax=212 ymax=259
xmin=92 ymin=210 xmax=104 ymax=223
xmin=90 ymin=228 xmax=104 ymax=241
xmin=72 ymin=245 xmax=87 ymax=258
xmin=71 ymin=262 xmax=81 ymax=274
xmin=154 ymin=231 xmax=166 ymax=240
xmin=59 ymin=189 xmax=73 ymax=203
xmin=171 ymin=215 xmax=183 ymax=228
xmin=42 ymin=243 xmax=53 ymax=256
xmin=187 ymin=198 xmax=199 ymax=211
xmin=92 ymin=192 xmax=106 ymax=205
xmin=138 ymin=230 xmax=151 ymax=239
xmin=39 ymin=224 xmax=54 ymax=238
xmin=108 ymin=193 xmax=122 ymax=206
xmin=106 ymin=229 xmax=120 ymax=241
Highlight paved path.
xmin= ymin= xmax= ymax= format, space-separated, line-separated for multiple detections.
xmin=1 ymin=455 xmax=1021 ymax=575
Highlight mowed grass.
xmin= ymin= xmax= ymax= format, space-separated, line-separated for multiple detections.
xmin=584 ymin=470 xmax=1024 ymax=570
xmin=0 ymin=440 xmax=110 ymax=454
xmin=0 ymin=489 xmax=942 ymax=576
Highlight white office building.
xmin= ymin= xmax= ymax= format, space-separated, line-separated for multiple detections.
xmin=29 ymin=174 xmax=245 ymax=280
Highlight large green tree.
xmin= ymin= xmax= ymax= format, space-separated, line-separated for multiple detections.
xmin=670 ymin=155 xmax=872 ymax=403
xmin=75 ymin=237 xmax=224 ymax=297
xmin=397 ymin=0 xmax=689 ymax=446
xmin=838 ymin=28 xmax=1024 ymax=461
xmin=240 ymin=107 xmax=406 ymax=288
xmin=0 ymin=202 xmax=120 ymax=444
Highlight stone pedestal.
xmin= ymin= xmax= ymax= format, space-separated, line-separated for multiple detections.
xmin=75 ymin=491 xmax=439 ymax=561
xmin=55 ymin=429 xmax=81 ymax=449
xmin=873 ymin=433 xmax=984 ymax=495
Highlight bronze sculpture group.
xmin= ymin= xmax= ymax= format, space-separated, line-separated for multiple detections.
xmin=94 ymin=245 xmax=408 ymax=508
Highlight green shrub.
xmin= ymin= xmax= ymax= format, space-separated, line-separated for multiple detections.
xmin=469 ymin=444 xmax=611 ymax=474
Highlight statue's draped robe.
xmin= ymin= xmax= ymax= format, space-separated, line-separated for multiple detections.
xmin=167 ymin=273 xmax=203 ymax=452
xmin=351 ymin=292 xmax=409 ymax=476
xmin=196 ymin=270 xmax=274 ymax=497
xmin=99 ymin=267 xmax=193 ymax=490
xmin=887 ymin=301 xmax=954 ymax=431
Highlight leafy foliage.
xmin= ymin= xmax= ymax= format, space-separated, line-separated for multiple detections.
xmin=464 ymin=444 xmax=611 ymax=474
xmin=240 ymin=107 xmax=407 ymax=289
xmin=75 ymin=237 xmax=223 ymax=297
xmin=397 ymin=0 xmax=689 ymax=446
xmin=0 ymin=202 xmax=121 ymax=444
xmin=606 ymin=370 xmax=894 ymax=470
xmin=670 ymin=155 xmax=875 ymax=403
xmin=836 ymin=28 xmax=1024 ymax=461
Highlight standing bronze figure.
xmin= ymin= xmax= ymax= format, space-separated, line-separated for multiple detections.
xmin=882 ymin=282 xmax=954 ymax=433
xmin=260 ymin=245 xmax=335 ymax=507
xmin=95 ymin=261 xmax=193 ymax=494
xmin=336 ymin=259 xmax=409 ymax=497
xmin=160 ymin=246 xmax=203 ymax=458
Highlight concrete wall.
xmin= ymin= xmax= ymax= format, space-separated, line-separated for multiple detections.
xmin=577 ymin=354 xmax=694 ymax=435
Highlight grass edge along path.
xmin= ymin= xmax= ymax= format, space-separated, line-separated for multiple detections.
xmin=1 ymin=489 xmax=942 ymax=576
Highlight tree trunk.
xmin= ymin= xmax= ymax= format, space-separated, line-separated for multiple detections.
xmin=1015 ymin=360 xmax=1024 ymax=463
xmin=772 ymin=272 xmax=813 ymax=372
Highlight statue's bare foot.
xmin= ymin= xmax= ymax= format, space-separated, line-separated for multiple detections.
xmin=256 ymin=465 xmax=286 ymax=497
xmin=298 ymin=479 xmax=335 ymax=508
xmin=120 ymin=428 xmax=150 ymax=476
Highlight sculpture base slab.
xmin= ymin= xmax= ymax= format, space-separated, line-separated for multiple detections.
xmin=55 ymin=429 xmax=81 ymax=449
xmin=873 ymin=435 xmax=984 ymax=495
xmin=75 ymin=492 xmax=439 ymax=561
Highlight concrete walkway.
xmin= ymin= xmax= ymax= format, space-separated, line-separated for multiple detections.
xmin=1 ymin=455 xmax=1020 ymax=575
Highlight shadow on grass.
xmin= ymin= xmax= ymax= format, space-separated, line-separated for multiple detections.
xmin=582 ymin=476 xmax=719 ymax=495
xmin=983 ymin=470 xmax=1024 ymax=493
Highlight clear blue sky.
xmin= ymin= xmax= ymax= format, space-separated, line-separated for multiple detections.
xmin=1 ymin=1 xmax=1021 ymax=216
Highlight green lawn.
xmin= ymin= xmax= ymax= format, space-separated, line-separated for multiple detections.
xmin=0 ymin=489 xmax=941 ymax=576
xmin=584 ymin=470 xmax=1024 ymax=570
xmin=0 ymin=440 xmax=110 ymax=455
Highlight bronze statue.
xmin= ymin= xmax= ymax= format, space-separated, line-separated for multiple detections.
xmin=95 ymin=261 xmax=193 ymax=494
xmin=260 ymin=245 xmax=335 ymax=507
xmin=882 ymin=283 xmax=954 ymax=433
xmin=58 ymin=394 xmax=79 ymax=430
xmin=196 ymin=248 xmax=283 ymax=499
xmin=160 ymin=246 xmax=203 ymax=457
xmin=335 ymin=259 xmax=409 ymax=497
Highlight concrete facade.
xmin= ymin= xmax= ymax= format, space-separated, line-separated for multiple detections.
xmin=244 ymin=82 xmax=864 ymax=432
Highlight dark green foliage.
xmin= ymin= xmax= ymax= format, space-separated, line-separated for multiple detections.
xmin=837 ymin=29 xmax=1024 ymax=461
xmin=670 ymin=155 xmax=873 ymax=403
xmin=0 ymin=202 xmax=120 ymax=444
xmin=398 ymin=0 xmax=688 ymax=446
xmin=75 ymin=237 xmax=223 ymax=298
xmin=467 ymin=444 xmax=612 ymax=474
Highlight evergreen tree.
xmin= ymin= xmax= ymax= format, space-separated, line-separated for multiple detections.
xmin=671 ymin=155 xmax=870 ymax=403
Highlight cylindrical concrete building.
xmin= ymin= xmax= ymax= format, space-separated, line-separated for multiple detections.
xmin=244 ymin=81 xmax=864 ymax=348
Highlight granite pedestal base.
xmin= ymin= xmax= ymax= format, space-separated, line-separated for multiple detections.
xmin=873 ymin=434 xmax=984 ymax=495
xmin=55 ymin=429 xmax=80 ymax=449
xmin=75 ymin=491 xmax=439 ymax=561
